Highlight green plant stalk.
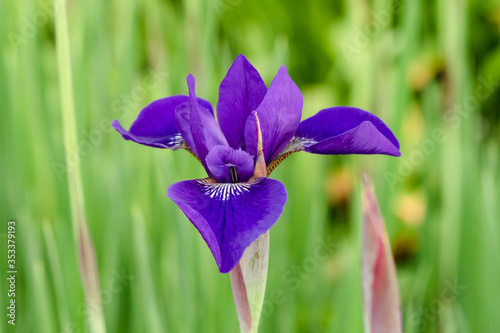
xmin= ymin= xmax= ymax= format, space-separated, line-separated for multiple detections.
xmin=230 ymin=232 xmax=270 ymax=333
xmin=230 ymin=113 xmax=269 ymax=333
xmin=42 ymin=222 xmax=71 ymax=329
xmin=230 ymin=262 xmax=253 ymax=333
xmin=54 ymin=1 xmax=106 ymax=332
xmin=240 ymin=232 xmax=270 ymax=333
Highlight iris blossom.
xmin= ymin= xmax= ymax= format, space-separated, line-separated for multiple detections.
xmin=112 ymin=55 xmax=400 ymax=273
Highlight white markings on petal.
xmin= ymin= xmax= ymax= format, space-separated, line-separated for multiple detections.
xmin=159 ymin=133 xmax=184 ymax=150
xmin=275 ymin=136 xmax=318 ymax=156
xmin=294 ymin=137 xmax=317 ymax=149
xmin=198 ymin=181 xmax=252 ymax=201
xmin=167 ymin=134 xmax=183 ymax=147
xmin=134 ymin=133 xmax=184 ymax=149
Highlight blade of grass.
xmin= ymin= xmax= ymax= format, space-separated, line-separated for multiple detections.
xmin=19 ymin=212 xmax=56 ymax=333
xmin=42 ymin=221 xmax=71 ymax=330
xmin=53 ymin=0 xmax=106 ymax=332
xmin=131 ymin=206 xmax=165 ymax=333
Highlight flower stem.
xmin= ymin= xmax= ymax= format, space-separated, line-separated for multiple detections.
xmin=230 ymin=231 xmax=270 ymax=333
xmin=230 ymin=111 xmax=270 ymax=332
xmin=230 ymin=263 xmax=253 ymax=333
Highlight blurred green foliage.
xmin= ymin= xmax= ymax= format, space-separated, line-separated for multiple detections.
xmin=1 ymin=0 xmax=499 ymax=332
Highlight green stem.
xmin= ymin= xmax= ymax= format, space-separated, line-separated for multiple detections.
xmin=230 ymin=111 xmax=270 ymax=332
xmin=54 ymin=1 xmax=106 ymax=332
xmin=230 ymin=263 xmax=253 ymax=333
xmin=241 ymin=232 xmax=270 ymax=332
xmin=230 ymin=232 xmax=270 ymax=333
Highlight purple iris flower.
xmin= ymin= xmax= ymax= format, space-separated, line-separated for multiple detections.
xmin=112 ymin=55 xmax=400 ymax=273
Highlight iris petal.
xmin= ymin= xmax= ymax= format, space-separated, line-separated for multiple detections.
xmin=112 ymin=95 xmax=213 ymax=150
xmin=217 ymin=54 xmax=267 ymax=150
xmin=294 ymin=107 xmax=400 ymax=156
xmin=244 ymin=66 xmax=303 ymax=164
xmin=186 ymin=75 xmax=229 ymax=167
xmin=174 ymin=102 xmax=198 ymax=156
xmin=167 ymin=177 xmax=287 ymax=273
xmin=205 ymin=145 xmax=255 ymax=183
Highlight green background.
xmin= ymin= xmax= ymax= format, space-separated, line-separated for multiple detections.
xmin=1 ymin=0 xmax=499 ymax=332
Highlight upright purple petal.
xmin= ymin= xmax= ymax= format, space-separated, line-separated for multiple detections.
xmin=186 ymin=75 xmax=229 ymax=165
xmin=112 ymin=95 xmax=212 ymax=149
xmin=295 ymin=107 xmax=400 ymax=156
xmin=205 ymin=145 xmax=255 ymax=183
xmin=174 ymin=102 xmax=198 ymax=155
xmin=217 ymin=55 xmax=267 ymax=150
xmin=244 ymin=66 xmax=303 ymax=164
xmin=167 ymin=177 xmax=287 ymax=273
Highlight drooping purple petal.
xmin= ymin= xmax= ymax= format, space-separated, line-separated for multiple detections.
xmin=186 ymin=75 xmax=229 ymax=165
xmin=112 ymin=95 xmax=213 ymax=150
xmin=361 ymin=174 xmax=402 ymax=333
xmin=244 ymin=66 xmax=303 ymax=164
xmin=217 ymin=54 xmax=267 ymax=150
xmin=167 ymin=177 xmax=287 ymax=273
xmin=295 ymin=107 xmax=400 ymax=156
xmin=205 ymin=145 xmax=255 ymax=183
